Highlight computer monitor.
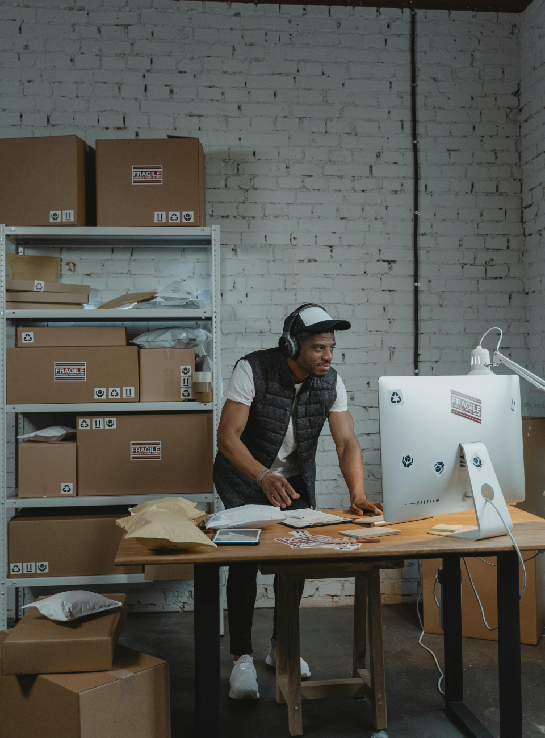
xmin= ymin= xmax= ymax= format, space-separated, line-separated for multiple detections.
xmin=378 ymin=375 xmax=525 ymax=524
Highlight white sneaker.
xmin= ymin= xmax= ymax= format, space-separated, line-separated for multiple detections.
xmin=229 ymin=655 xmax=260 ymax=700
xmin=265 ymin=638 xmax=311 ymax=679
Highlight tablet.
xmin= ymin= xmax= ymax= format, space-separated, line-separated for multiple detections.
xmin=212 ymin=528 xmax=262 ymax=545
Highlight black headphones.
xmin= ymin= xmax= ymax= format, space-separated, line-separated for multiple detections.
xmin=278 ymin=303 xmax=324 ymax=359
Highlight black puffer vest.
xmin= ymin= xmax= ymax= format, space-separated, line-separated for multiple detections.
xmin=213 ymin=347 xmax=337 ymax=509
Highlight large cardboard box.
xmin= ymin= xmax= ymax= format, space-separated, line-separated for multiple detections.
xmin=77 ymin=413 xmax=213 ymax=496
xmin=18 ymin=441 xmax=76 ymax=498
xmin=7 ymin=291 xmax=89 ymax=305
xmin=0 ymin=135 xmax=95 ymax=226
xmin=0 ymin=635 xmax=170 ymax=738
xmin=144 ymin=564 xmax=194 ymax=581
xmin=7 ymin=302 xmax=84 ymax=310
xmin=96 ymin=137 xmax=206 ymax=227
xmin=16 ymin=326 xmax=126 ymax=348
xmin=7 ymin=279 xmax=91 ymax=294
xmin=7 ymin=346 xmax=139 ymax=404
xmin=422 ymin=552 xmax=545 ymax=645
xmin=139 ymin=348 xmax=195 ymax=402
xmin=8 ymin=508 xmax=142 ymax=577
xmin=2 ymin=594 xmax=126 ymax=675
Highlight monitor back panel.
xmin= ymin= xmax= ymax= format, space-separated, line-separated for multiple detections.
xmin=378 ymin=375 xmax=524 ymax=523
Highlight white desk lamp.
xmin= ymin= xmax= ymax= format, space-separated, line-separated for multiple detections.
xmin=469 ymin=326 xmax=545 ymax=391
xmin=451 ymin=326 xmax=544 ymax=542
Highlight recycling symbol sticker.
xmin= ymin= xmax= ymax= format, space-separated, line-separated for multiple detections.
xmin=181 ymin=389 xmax=191 ymax=398
xmin=61 ymin=483 xmax=73 ymax=495
xmin=389 ymin=390 xmax=404 ymax=405
xmin=79 ymin=418 xmax=90 ymax=429
xmin=401 ymin=454 xmax=414 ymax=469
xmin=22 ymin=332 xmax=34 ymax=343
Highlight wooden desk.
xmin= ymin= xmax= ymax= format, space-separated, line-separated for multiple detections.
xmin=116 ymin=507 xmax=545 ymax=738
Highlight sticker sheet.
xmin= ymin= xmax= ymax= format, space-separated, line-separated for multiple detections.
xmin=275 ymin=530 xmax=362 ymax=551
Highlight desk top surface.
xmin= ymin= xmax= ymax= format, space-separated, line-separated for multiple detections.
xmin=115 ymin=506 xmax=545 ymax=566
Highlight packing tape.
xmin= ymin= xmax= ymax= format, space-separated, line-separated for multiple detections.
xmin=107 ymin=668 xmax=135 ymax=696
xmin=194 ymin=371 xmax=212 ymax=382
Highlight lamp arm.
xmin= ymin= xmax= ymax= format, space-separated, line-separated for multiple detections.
xmin=492 ymin=352 xmax=545 ymax=392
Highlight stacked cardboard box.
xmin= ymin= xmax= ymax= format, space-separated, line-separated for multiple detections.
xmin=8 ymin=507 xmax=143 ymax=578
xmin=6 ymin=280 xmax=91 ymax=310
xmin=0 ymin=135 xmax=95 ymax=226
xmin=18 ymin=441 xmax=77 ymax=498
xmin=7 ymin=326 xmax=138 ymax=404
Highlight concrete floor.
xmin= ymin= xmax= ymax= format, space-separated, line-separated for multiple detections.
xmin=118 ymin=604 xmax=545 ymax=738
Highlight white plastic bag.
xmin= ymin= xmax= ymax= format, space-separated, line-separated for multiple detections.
xmin=132 ymin=327 xmax=211 ymax=351
xmin=18 ymin=425 xmax=76 ymax=443
xmin=157 ymin=279 xmax=199 ymax=301
xmin=22 ymin=591 xmax=122 ymax=622
xmin=205 ymin=505 xmax=286 ymax=530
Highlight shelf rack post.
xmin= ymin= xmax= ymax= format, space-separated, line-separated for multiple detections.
xmin=0 ymin=225 xmax=6 ymax=628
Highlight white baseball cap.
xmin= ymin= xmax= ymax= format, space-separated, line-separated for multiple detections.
xmin=291 ymin=304 xmax=351 ymax=334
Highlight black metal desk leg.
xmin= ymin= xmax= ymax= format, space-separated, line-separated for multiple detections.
xmin=497 ymin=551 xmax=522 ymax=738
xmin=194 ymin=563 xmax=221 ymax=738
xmin=441 ymin=555 xmax=463 ymax=704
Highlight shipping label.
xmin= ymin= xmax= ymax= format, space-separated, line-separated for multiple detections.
xmin=450 ymin=390 xmax=482 ymax=424
xmin=132 ymin=164 xmax=162 ymax=185
xmin=131 ymin=441 xmax=162 ymax=461
xmin=54 ymin=362 xmax=86 ymax=381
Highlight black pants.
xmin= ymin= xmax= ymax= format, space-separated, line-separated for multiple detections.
xmin=227 ymin=474 xmax=310 ymax=656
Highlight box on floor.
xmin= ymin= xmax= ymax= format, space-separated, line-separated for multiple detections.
xmin=7 ymin=346 xmax=139 ymax=404
xmin=77 ymin=413 xmax=213 ymax=496
xmin=8 ymin=507 xmax=142 ymax=578
xmin=16 ymin=326 xmax=126 ymax=348
xmin=0 ymin=635 xmax=170 ymax=738
xmin=422 ymin=551 xmax=544 ymax=645
xmin=18 ymin=441 xmax=76 ymax=498
xmin=0 ymin=135 xmax=95 ymax=226
xmin=96 ymin=137 xmax=205 ymax=227
xmin=2 ymin=594 xmax=126 ymax=675
xmin=139 ymin=348 xmax=195 ymax=401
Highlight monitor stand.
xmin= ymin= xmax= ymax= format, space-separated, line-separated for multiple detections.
xmin=449 ymin=441 xmax=513 ymax=541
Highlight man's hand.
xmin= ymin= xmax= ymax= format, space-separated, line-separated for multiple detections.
xmin=350 ymin=493 xmax=383 ymax=516
xmin=262 ymin=473 xmax=300 ymax=508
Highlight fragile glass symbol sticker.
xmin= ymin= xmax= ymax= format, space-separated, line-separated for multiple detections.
xmin=389 ymin=390 xmax=403 ymax=405
xmin=400 ymin=454 xmax=414 ymax=469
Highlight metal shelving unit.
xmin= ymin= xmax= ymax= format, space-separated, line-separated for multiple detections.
xmin=0 ymin=225 xmax=221 ymax=626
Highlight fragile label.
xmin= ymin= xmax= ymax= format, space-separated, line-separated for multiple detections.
xmin=36 ymin=562 xmax=49 ymax=574
xmin=180 ymin=366 xmax=192 ymax=377
xmin=49 ymin=210 xmax=61 ymax=223
xmin=131 ymin=441 xmax=161 ymax=460
xmin=94 ymin=388 xmax=106 ymax=399
xmin=54 ymin=362 xmax=86 ymax=381
xmin=132 ymin=165 xmax=162 ymax=185
xmin=104 ymin=418 xmax=116 ymax=429
xmin=451 ymin=390 xmax=481 ymax=424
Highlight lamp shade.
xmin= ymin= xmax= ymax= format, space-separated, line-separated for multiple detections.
xmin=468 ymin=346 xmax=494 ymax=375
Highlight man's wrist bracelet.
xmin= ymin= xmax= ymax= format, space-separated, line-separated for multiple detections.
xmin=256 ymin=468 xmax=270 ymax=488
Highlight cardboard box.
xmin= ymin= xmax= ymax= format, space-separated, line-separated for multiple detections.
xmin=2 ymin=594 xmax=126 ymax=675
xmin=422 ymin=553 xmax=545 ymax=645
xmin=0 ymin=636 xmax=170 ymax=738
xmin=18 ymin=441 xmax=76 ymax=498
xmin=7 ymin=291 xmax=89 ymax=305
xmin=7 ymin=279 xmax=91 ymax=294
xmin=0 ymin=135 xmax=95 ymax=226
xmin=7 ymin=254 xmax=61 ymax=283
xmin=7 ymin=346 xmax=139 ymax=404
xmin=517 ymin=417 xmax=545 ymax=519
xmin=7 ymin=302 xmax=84 ymax=310
xmin=8 ymin=507 xmax=142 ymax=577
xmin=16 ymin=326 xmax=126 ymax=348
xmin=139 ymin=348 xmax=195 ymax=402
xmin=96 ymin=137 xmax=206 ymax=227
xmin=77 ymin=414 xmax=213 ymax=496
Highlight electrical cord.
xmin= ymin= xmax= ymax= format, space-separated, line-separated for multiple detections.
xmin=417 ymin=561 xmax=444 ymax=696
xmin=484 ymin=496 xmax=526 ymax=600
xmin=462 ymin=557 xmax=498 ymax=632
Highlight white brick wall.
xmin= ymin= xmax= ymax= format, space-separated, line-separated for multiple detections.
xmin=521 ymin=0 xmax=545 ymax=414
xmin=1 ymin=1 xmax=526 ymax=613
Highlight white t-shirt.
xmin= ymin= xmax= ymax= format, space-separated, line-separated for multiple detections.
xmin=225 ymin=360 xmax=348 ymax=479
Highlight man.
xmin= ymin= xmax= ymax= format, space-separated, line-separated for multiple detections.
xmin=214 ymin=303 xmax=382 ymax=700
